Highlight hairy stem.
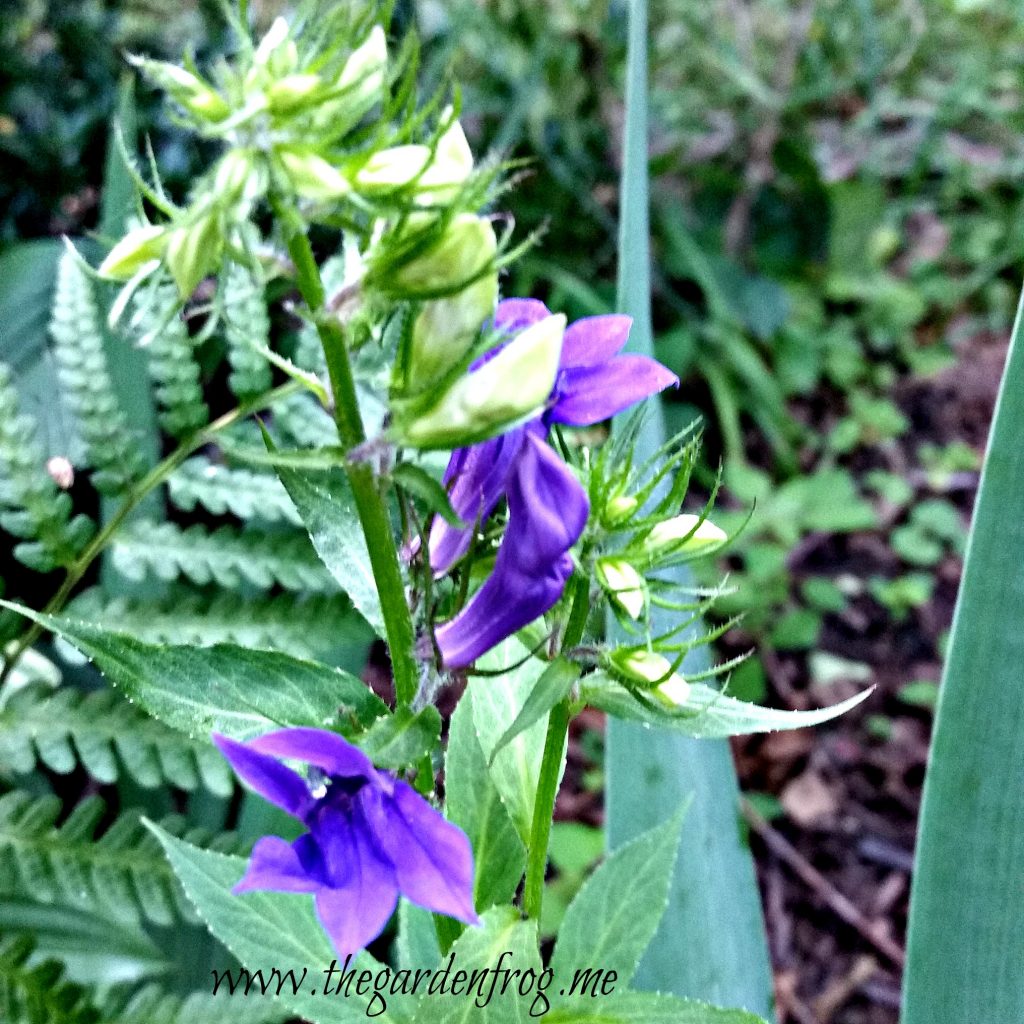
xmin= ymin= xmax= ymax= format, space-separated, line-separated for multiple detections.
xmin=523 ymin=573 xmax=590 ymax=920
xmin=0 ymin=380 xmax=302 ymax=686
xmin=277 ymin=203 xmax=419 ymax=708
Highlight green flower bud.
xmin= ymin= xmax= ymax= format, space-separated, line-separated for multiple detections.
xmin=398 ymin=313 xmax=565 ymax=449
xmin=596 ymin=557 xmax=646 ymax=619
xmin=267 ymin=72 xmax=323 ymax=114
xmin=654 ymin=674 xmax=691 ymax=706
xmin=409 ymin=271 xmax=498 ymax=387
xmin=130 ymin=57 xmax=230 ymax=122
xmin=97 ymin=224 xmax=167 ymax=281
xmin=602 ymin=493 xmax=639 ymax=527
xmin=277 ymin=147 xmax=351 ymax=201
xmin=353 ymin=119 xmax=473 ymax=201
xmin=253 ymin=17 xmax=298 ymax=77
xmin=391 ymin=215 xmax=496 ymax=296
xmin=335 ymin=25 xmax=387 ymax=123
xmin=212 ymin=149 xmax=267 ymax=205
xmin=165 ymin=215 xmax=222 ymax=298
xmin=609 ymin=648 xmax=676 ymax=686
xmin=639 ymin=514 xmax=727 ymax=564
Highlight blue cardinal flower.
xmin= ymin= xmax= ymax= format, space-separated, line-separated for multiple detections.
xmin=213 ymin=728 xmax=479 ymax=956
xmin=429 ymin=299 xmax=678 ymax=667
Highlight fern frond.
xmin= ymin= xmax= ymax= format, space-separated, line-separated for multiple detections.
xmin=0 ymin=364 xmax=95 ymax=572
xmin=272 ymin=391 xmax=335 ymax=448
xmin=0 ymin=934 xmax=99 ymax=1024
xmin=166 ymin=457 xmax=300 ymax=526
xmin=221 ymin=262 xmax=272 ymax=401
xmin=109 ymin=520 xmax=335 ymax=593
xmin=102 ymin=984 xmax=290 ymax=1024
xmin=0 ymin=684 xmax=231 ymax=794
xmin=49 ymin=252 xmax=146 ymax=496
xmin=130 ymin=277 xmax=208 ymax=438
xmin=68 ymin=588 xmax=367 ymax=662
xmin=0 ymin=792 xmax=246 ymax=927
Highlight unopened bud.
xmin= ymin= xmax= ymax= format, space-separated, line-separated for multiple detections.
xmin=253 ymin=17 xmax=298 ymax=77
xmin=609 ymin=649 xmax=690 ymax=703
xmin=603 ymin=493 xmax=638 ymax=527
xmin=391 ymin=215 xmax=496 ymax=296
xmin=165 ymin=215 xmax=222 ymax=298
xmin=654 ymin=674 xmax=692 ymax=706
xmin=46 ymin=456 xmax=74 ymax=490
xmin=267 ymin=72 xmax=323 ymax=114
xmin=409 ymin=271 xmax=497 ymax=387
xmin=398 ymin=313 xmax=565 ymax=449
xmin=98 ymin=224 xmax=167 ymax=281
xmin=277 ymin=147 xmax=351 ymax=201
xmin=640 ymin=514 xmax=727 ymax=563
xmin=334 ymin=25 xmax=387 ymax=125
xmin=131 ymin=57 xmax=230 ymax=122
xmin=596 ymin=557 xmax=646 ymax=619
xmin=213 ymin=149 xmax=266 ymax=204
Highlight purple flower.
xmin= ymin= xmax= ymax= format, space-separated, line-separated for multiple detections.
xmin=429 ymin=300 xmax=677 ymax=668
xmin=213 ymin=727 xmax=479 ymax=956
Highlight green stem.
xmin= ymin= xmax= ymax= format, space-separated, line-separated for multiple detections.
xmin=277 ymin=202 xmax=419 ymax=708
xmin=522 ymin=574 xmax=590 ymax=921
xmin=0 ymin=380 xmax=301 ymax=687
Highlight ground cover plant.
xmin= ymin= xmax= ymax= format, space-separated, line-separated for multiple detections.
xmin=1 ymin=2 xmax=1023 ymax=1023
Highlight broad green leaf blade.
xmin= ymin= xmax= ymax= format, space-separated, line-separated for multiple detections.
xmin=358 ymin=706 xmax=441 ymax=770
xmin=411 ymin=907 xmax=542 ymax=1024
xmin=396 ymin=900 xmax=441 ymax=972
xmin=470 ymin=639 xmax=554 ymax=842
xmin=902 ymin=287 xmax=1024 ymax=1023
xmin=275 ymin=463 xmax=386 ymax=637
xmin=551 ymin=807 xmax=685 ymax=988
xmin=489 ymin=658 xmax=580 ymax=765
xmin=446 ymin=695 xmax=526 ymax=911
xmin=545 ymin=992 xmax=768 ymax=1023
xmin=148 ymin=823 xmax=414 ymax=1024
xmin=584 ymin=676 xmax=871 ymax=737
xmin=1 ymin=604 xmax=386 ymax=739
xmin=606 ymin=0 xmax=773 ymax=1013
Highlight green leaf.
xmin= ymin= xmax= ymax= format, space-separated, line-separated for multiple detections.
xmin=392 ymin=462 xmax=463 ymax=526
xmin=0 ymin=604 xmax=386 ymax=741
xmin=545 ymin=992 xmax=768 ymax=1023
xmin=551 ymin=808 xmax=685 ymax=988
xmin=411 ymin=907 xmax=542 ymax=1024
xmin=446 ymin=695 xmax=526 ymax=911
xmin=395 ymin=900 xmax=441 ymax=972
xmin=606 ymin=0 xmax=773 ymax=1012
xmin=902 ymin=286 xmax=1024 ymax=1024
xmin=489 ymin=658 xmax=580 ymax=766
xmin=469 ymin=639 xmax=552 ymax=842
xmin=103 ymin=983 xmax=293 ymax=1024
xmin=275 ymin=462 xmax=386 ymax=637
xmin=358 ymin=706 xmax=441 ymax=771
xmin=148 ymin=823 xmax=414 ymax=1024
xmin=584 ymin=679 xmax=871 ymax=739
xmin=0 ymin=934 xmax=99 ymax=1024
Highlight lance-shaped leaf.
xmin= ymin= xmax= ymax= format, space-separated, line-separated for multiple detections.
xmin=544 ymin=993 xmax=768 ymax=1023
xmin=583 ymin=676 xmax=870 ymax=738
xmin=0 ymin=605 xmax=386 ymax=741
xmin=902 ymin=286 xmax=1024 ymax=1023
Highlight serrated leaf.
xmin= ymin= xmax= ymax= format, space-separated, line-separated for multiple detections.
xmin=0 ymin=604 xmax=386 ymax=741
xmin=469 ymin=639 xmax=553 ymax=842
xmin=551 ymin=808 xmax=686 ymax=988
xmin=274 ymin=463 xmax=386 ymax=637
xmin=489 ymin=658 xmax=580 ymax=766
xmin=357 ymin=706 xmax=441 ymax=770
xmin=411 ymin=907 xmax=542 ymax=1024
xmin=148 ymin=824 xmax=413 ymax=1024
xmin=446 ymin=696 xmax=526 ymax=911
xmin=583 ymin=676 xmax=870 ymax=738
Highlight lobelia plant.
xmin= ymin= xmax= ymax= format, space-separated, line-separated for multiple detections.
xmin=0 ymin=3 xmax=871 ymax=1022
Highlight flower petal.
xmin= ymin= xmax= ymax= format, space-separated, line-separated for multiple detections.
xmin=247 ymin=727 xmax=374 ymax=780
xmin=428 ymin=427 xmax=526 ymax=574
xmin=493 ymin=298 xmax=550 ymax=334
xmin=435 ymin=433 xmax=588 ymax=667
xmin=312 ymin=804 xmax=399 ymax=957
xmin=549 ymin=354 xmax=678 ymax=426
xmin=212 ymin=733 xmax=311 ymax=817
xmin=558 ymin=314 xmax=632 ymax=369
xmin=233 ymin=834 xmax=324 ymax=894
xmin=366 ymin=781 xmax=479 ymax=925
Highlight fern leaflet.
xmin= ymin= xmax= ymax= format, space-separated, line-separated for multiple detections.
xmin=0 ymin=935 xmax=98 ymax=1024
xmin=166 ymin=457 xmax=300 ymax=526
